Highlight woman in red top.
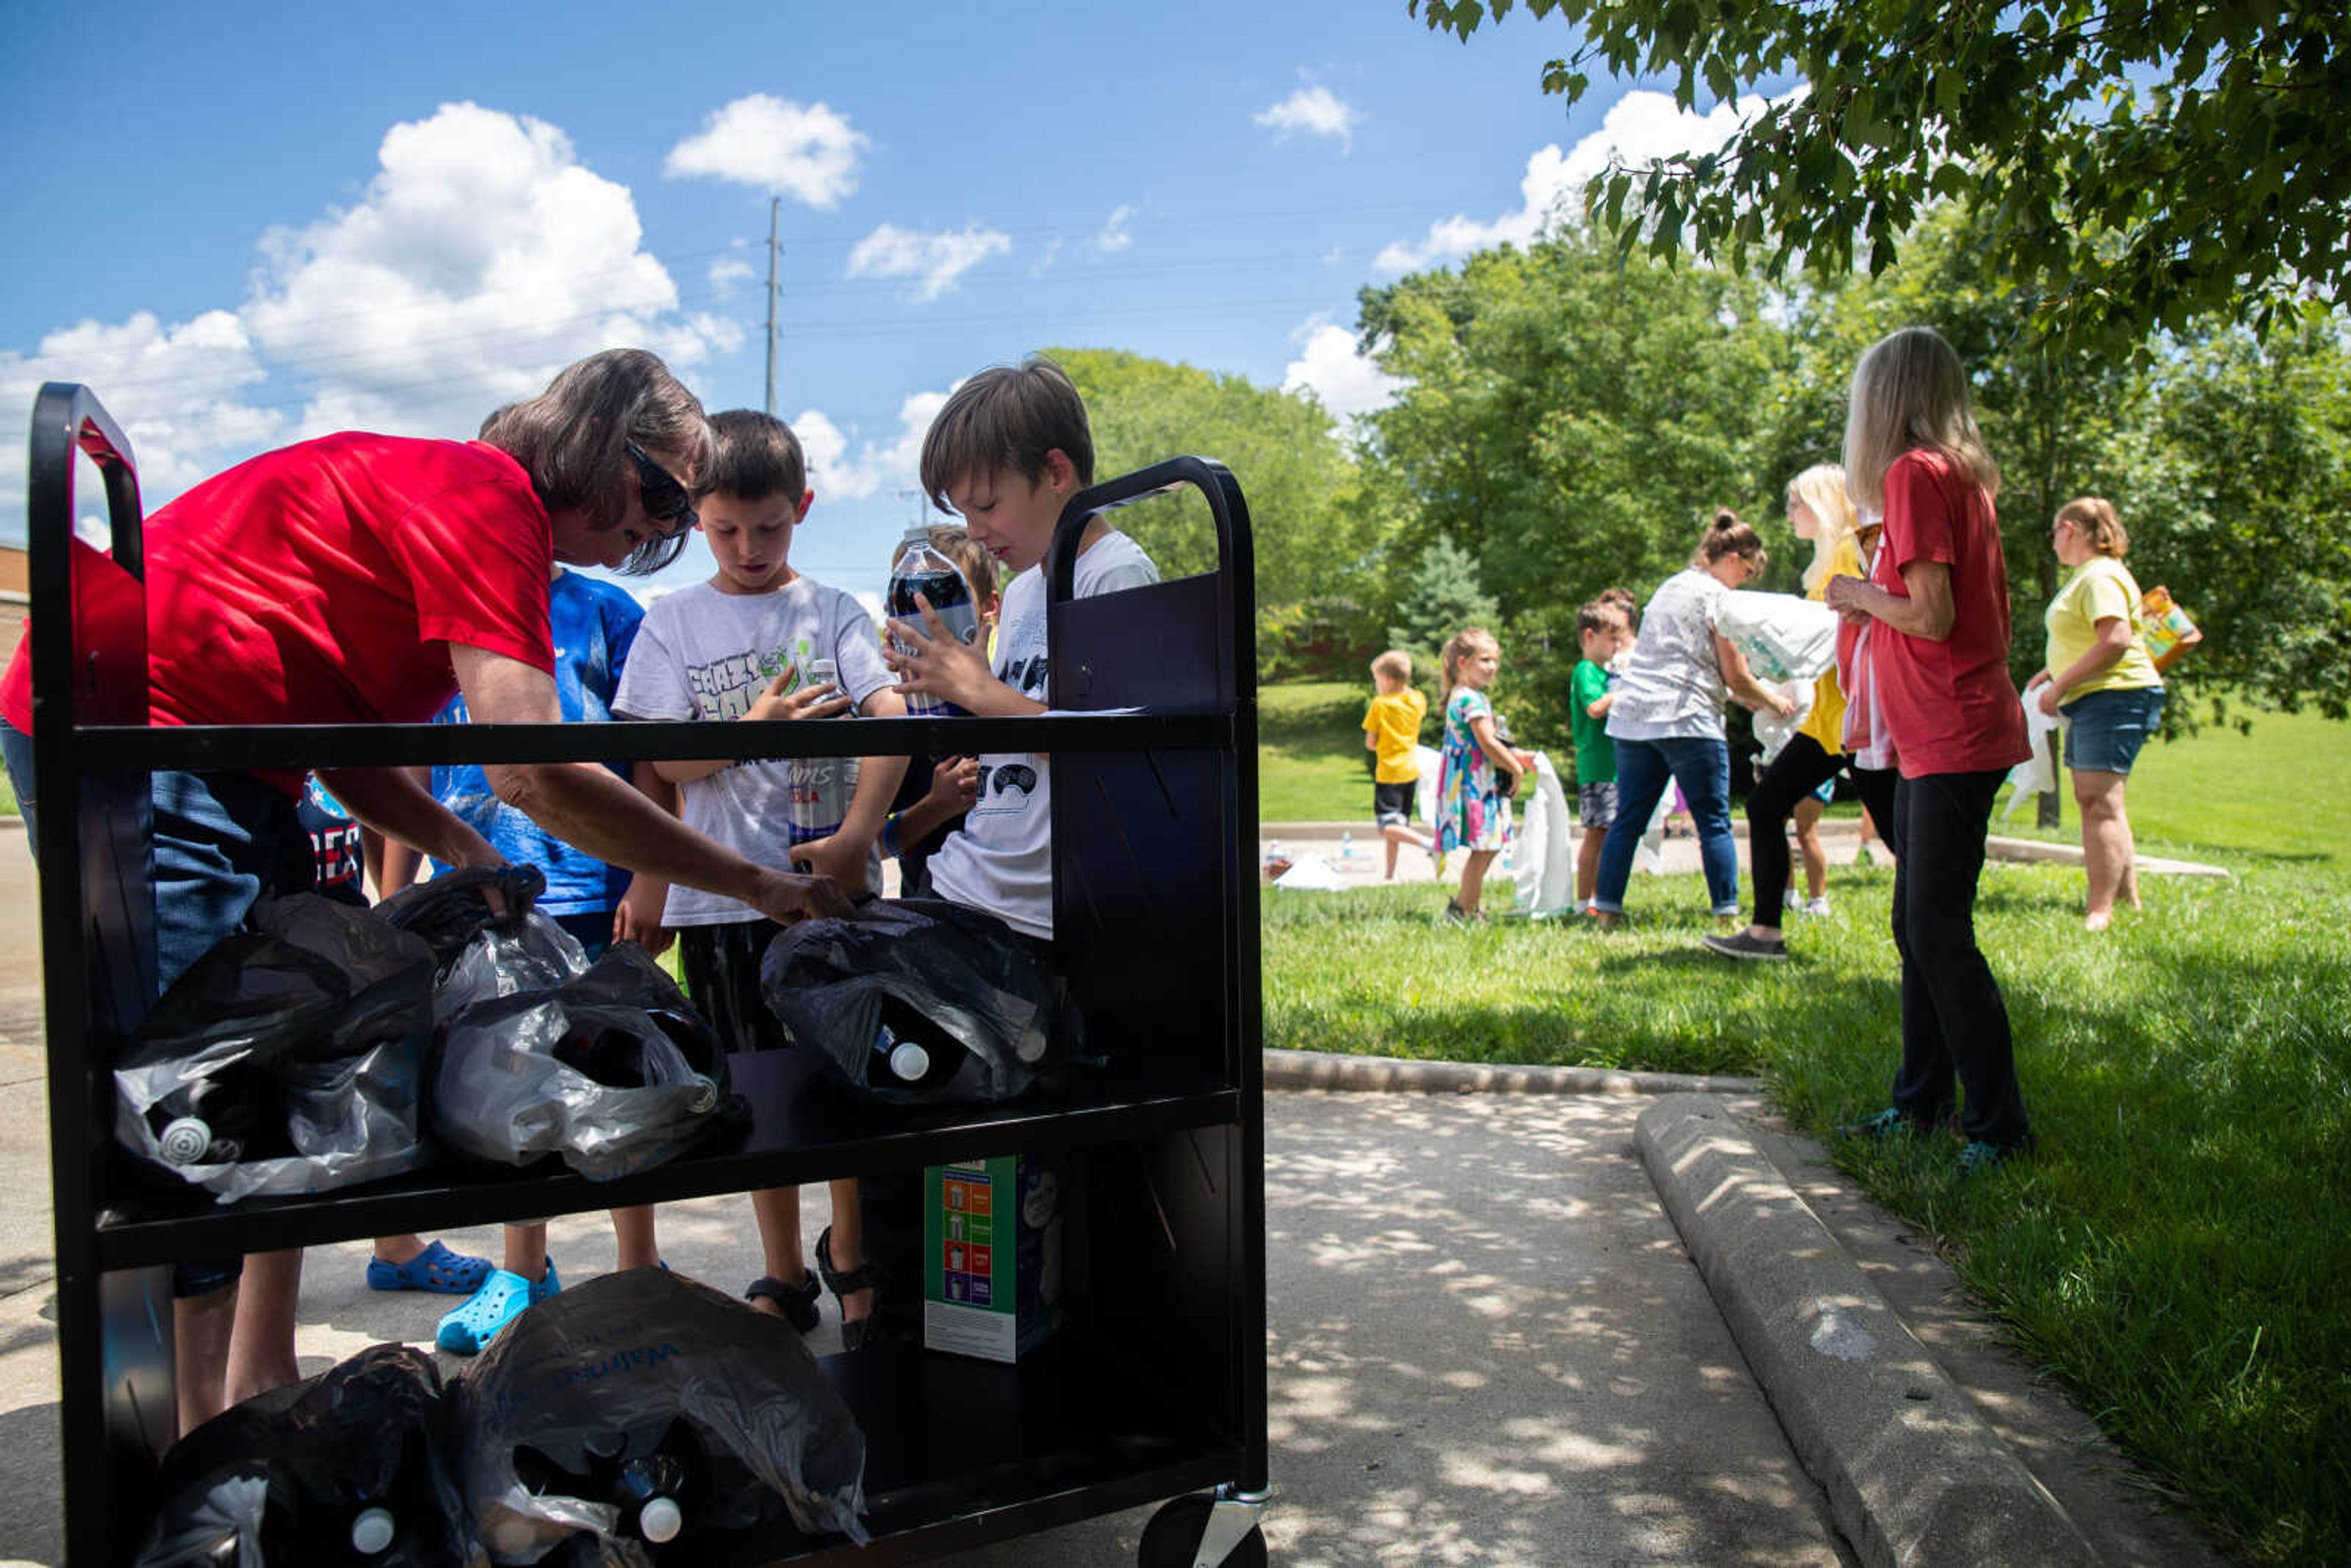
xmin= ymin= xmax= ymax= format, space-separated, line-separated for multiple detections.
xmin=0 ymin=349 xmax=851 ymax=1435
xmin=1823 ymin=327 xmax=2035 ymax=1172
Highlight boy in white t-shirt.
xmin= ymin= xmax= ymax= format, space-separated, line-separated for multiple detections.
xmin=613 ymin=409 xmax=907 ymax=1346
xmin=886 ymin=354 xmax=1160 ymax=937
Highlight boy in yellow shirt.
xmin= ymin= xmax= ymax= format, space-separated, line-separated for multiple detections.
xmin=1362 ymin=649 xmax=1432 ymax=879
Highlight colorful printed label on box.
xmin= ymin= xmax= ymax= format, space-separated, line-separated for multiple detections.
xmin=923 ymin=1155 xmax=1062 ymax=1361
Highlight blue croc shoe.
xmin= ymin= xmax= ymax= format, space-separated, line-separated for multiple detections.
xmin=436 ymin=1261 xmax=560 ymax=1356
xmin=367 ymin=1239 xmax=492 ymax=1296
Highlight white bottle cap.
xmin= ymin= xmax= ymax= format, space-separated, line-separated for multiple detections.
xmin=638 ymin=1496 xmax=683 ymax=1544
xmin=157 ymin=1117 xmax=212 ymax=1165
xmin=350 ymin=1506 xmax=396 ymax=1555
xmin=888 ymin=1041 xmax=932 ymax=1082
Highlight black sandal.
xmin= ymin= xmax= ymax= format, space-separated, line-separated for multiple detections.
xmin=815 ymin=1225 xmax=878 ymax=1351
xmin=744 ymin=1271 xmax=821 ymax=1334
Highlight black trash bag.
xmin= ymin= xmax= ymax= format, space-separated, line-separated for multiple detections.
xmin=759 ymin=898 xmax=1077 ymax=1105
xmin=133 ymin=1343 xmax=482 ymax=1567
xmin=378 ymin=865 xmax=587 ymax=1022
xmin=432 ymin=945 xmax=739 ymax=1180
xmin=454 ymin=1269 xmax=867 ymax=1564
xmin=113 ymin=893 xmax=437 ymax=1203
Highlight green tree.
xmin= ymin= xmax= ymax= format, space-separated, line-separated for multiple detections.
xmin=1354 ymin=225 xmax=1786 ymax=744
xmin=1049 ymin=347 xmax=1380 ymax=677
xmin=1412 ymin=0 xmax=2350 ymax=348
xmin=1388 ymin=532 xmax=1499 ymax=657
xmin=2112 ymin=320 xmax=2351 ymax=721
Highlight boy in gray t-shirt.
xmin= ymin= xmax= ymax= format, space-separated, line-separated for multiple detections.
xmin=613 ymin=410 xmax=906 ymax=1346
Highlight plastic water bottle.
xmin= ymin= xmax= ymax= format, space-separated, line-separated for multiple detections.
xmin=1262 ymin=839 xmax=1283 ymax=879
xmin=885 ymin=523 xmax=980 ymax=717
xmin=871 ymin=1024 xmax=959 ymax=1090
xmin=1340 ymin=830 xmax=1355 ymax=861
xmin=784 ymin=656 xmax=853 ymax=853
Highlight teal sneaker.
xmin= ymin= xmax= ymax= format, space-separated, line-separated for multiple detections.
xmin=1839 ymin=1108 xmax=1918 ymax=1141
xmin=1957 ymin=1136 xmax=2037 ymax=1177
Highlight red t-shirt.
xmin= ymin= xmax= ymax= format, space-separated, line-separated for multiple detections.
xmin=1867 ymin=448 xmax=2030 ymax=779
xmin=2 ymin=434 xmax=555 ymax=789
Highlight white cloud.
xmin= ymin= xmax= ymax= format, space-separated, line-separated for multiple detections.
xmin=794 ymin=386 xmax=954 ymax=503
xmin=663 ymin=94 xmax=868 ymax=208
xmin=1374 ymin=89 xmax=1776 ymax=273
xmin=709 ymin=255 xmax=756 ymax=293
xmin=846 ymin=223 xmax=1011 ymax=301
xmin=1029 ymin=236 xmax=1065 ymax=277
xmin=1094 ymin=204 xmax=1137 ymax=254
xmin=3 ymin=101 xmax=733 ymax=525
xmin=243 ymin=101 xmax=723 ymax=442
xmin=0 ymin=310 xmax=282 ymax=522
xmin=1255 ymin=84 xmax=1359 ymax=152
xmin=1281 ymin=315 xmax=1404 ymax=436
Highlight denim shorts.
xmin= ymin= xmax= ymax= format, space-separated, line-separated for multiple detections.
xmin=2063 ymin=685 xmax=2165 ymax=775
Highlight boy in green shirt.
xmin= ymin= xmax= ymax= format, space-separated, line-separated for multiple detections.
xmin=1362 ymin=649 xmax=1432 ymax=879
xmin=1572 ymin=601 xmax=1633 ymax=912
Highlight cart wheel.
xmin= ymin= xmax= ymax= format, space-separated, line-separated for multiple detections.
xmin=1139 ymin=1494 xmax=1267 ymax=1567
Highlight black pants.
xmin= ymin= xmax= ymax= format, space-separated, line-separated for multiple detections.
xmin=1744 ymin=737 xmax=1897 ymax=926
xmin=1888 ymin=769 xmax=2030 ymax=1146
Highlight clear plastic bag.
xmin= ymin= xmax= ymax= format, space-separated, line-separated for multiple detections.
xmin=431 ymin=945 xmax=737 ymax=1180
xmin=1718 ymin=590 xmax=1840 ymax=683
xmin=112 ymin=894 xmax=438 ymax=1204
xmin=759 ymin=897 xmax=1076 ymax=1105
xmin=134 ymin=1343 xmax=482 ymax=1567
xmin=454 ymin=1268 xmax=868 ymax=1563
xmin=377 ymin=864 xmax=590 ymax=1025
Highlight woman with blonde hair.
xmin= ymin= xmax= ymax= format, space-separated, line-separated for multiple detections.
xmin=2025 ymin=497 xmax=2165 ymax=929
xmin=1823 ymin=326 xmax=2035 ymax=1173
xmin=1704 ymin=465 xmax=1899 ymax=960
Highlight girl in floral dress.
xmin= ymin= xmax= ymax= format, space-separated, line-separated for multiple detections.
xmin=1434 ymin=626 xmax=1531 ymax=921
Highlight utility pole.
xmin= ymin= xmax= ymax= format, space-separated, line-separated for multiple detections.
xmin=763 ymin=196 xmax=781 ymax=418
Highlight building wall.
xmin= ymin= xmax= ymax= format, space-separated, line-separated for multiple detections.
xmin=0 ymin=545 xmax=24 ymax=673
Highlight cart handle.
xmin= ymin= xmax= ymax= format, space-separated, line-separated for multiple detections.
xmin=1046 ymin=455 xmax=1254 ymax=610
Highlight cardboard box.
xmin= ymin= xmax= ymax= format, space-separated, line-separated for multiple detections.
xmin=923 ymin=1154 xmax=1063 ymax=1362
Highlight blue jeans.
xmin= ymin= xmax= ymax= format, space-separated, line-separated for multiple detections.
xmin=1593 ymin=734 xmax=1739 ymax=915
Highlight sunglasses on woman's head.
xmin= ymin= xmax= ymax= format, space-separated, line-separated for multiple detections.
xmin=625 ymin=440 xmax=697 ymax=534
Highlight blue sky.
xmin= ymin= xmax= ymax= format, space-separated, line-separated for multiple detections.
xmin=2 ymin=0 xmax=1777 ymax=605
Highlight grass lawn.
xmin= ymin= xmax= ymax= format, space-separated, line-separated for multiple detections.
xmin=1262 ymin=701 xmax=2351 ymax=1562
xmin=1258 ymin=680 xmax=1379 ymax=822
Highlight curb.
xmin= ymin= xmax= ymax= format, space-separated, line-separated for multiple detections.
xmin=1982 ymin=833 xmax=2229 ymax=878
xmin=1262 ymin=1048 xmax=1760 ymax=1098
xmin=1635 ymin=1092 xmax=2102 ymax=1568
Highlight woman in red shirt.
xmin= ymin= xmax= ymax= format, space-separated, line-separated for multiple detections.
xmin=1 ymin=349 xmax=851 ymax=1435
xmin=1824 ymin=327 xmax=2035 ymax=1173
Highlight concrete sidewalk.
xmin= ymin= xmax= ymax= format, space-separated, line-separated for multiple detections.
xmin=0 ymin=827 xmax=2223 ymax=1566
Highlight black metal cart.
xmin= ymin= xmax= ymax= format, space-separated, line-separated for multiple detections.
xmin=26 ymin=381 xmax=1270 ymax=1566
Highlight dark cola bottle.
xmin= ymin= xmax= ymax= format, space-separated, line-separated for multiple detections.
xmin=552 ymin=1023 xmax=651 ymax=1089
xmin=885 ymin=523 xmax=980 ymax=718
xmin=144 ymin=1062 xmax=294 ymax=1167
xmin=516 ymin=1420 xmax=706 ymax=1549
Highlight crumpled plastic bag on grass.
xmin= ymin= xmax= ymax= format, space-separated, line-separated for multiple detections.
xmin=454 ymin=1269 xmax=867 ymax=1564
xmin=112 ymin=894 xmax=437 ymax=1204
xmin=759 ymin=897 xmax=1076 ymax=1105
xmin=432 ymin=944 xmax=737 ymax=1180
xmin=1718 ymin=590 xmax=1839 ymax=683
xmin=133 ymin=1343 xmax=482 ymax=1567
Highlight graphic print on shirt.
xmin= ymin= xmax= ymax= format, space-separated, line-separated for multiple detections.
xmin=686 ymin=634 xmax=816 ymax=721
xmin=966 ymin=606 xmax=1052 ymax=827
